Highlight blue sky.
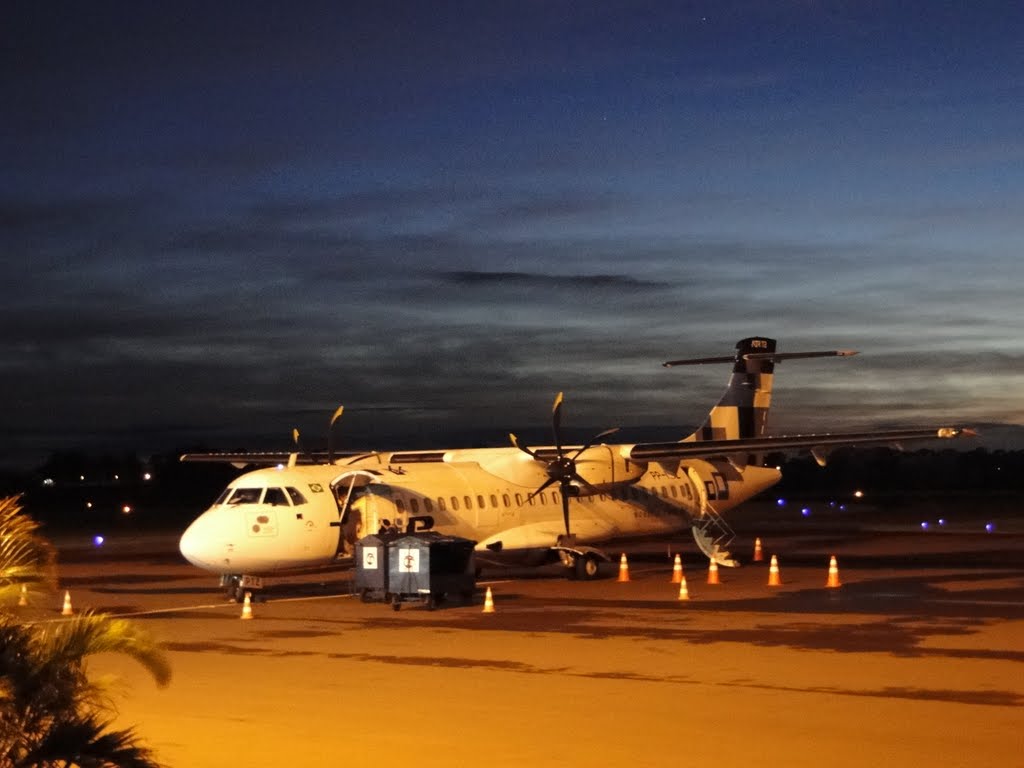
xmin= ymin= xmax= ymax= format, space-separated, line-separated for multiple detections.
xmin=3 ymin=2 xmax=1023 ymax=468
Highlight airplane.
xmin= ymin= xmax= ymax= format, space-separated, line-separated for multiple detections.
xmin=177 ymin=337 xmax=971 ymax=600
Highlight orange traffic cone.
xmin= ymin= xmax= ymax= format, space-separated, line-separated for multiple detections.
xmin=753 ymin=537 xmax=764 ymax=562
xmin=18 ymin=584 xmax=29 ymax=607
xmin=617 ymin=553 xmax=630 ymax=582
xmin=707 ymin=558 xmax=720 ymax=585
xmin=768 ymin=554 xmax=781 ymax=586
xmin=670 ymin=554 xmax=683 ymax=583
xmin=61 ymin=590 xmax=73 ymax=616
xmin=826 ymin=555 xmax=842 ymax=588
xmin=482 ymin=586 xmax=495 ymax=613
xmin=240 ymin=591 xmax=254 ymax=619
xmin=677 ymin=574 xmax=690 ymax=601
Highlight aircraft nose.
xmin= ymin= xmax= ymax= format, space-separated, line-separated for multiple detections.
xmin=179 ymin=514 xmax=218 ymax=570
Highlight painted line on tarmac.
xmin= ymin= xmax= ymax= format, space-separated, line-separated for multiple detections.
xmin=97 ymin=592 xmax=357 ymax=619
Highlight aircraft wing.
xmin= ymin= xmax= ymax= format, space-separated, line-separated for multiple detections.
xmin=624 ymin=427 xmax=971 ymax=462
xmin=179 ymin=451 xmax=365 ymax=466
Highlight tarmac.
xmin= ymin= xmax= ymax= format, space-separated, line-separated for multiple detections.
xmin=25 ymin=526 xmax=1024 ymax=768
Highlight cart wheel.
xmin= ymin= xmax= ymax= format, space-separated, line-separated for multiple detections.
xmin=391 ymin=595 xmax=401 ymax=611
xmin=426 ymin=595 xmax=437 ymax=611
xmin=360 ymin=589 xmax=372 ymax=603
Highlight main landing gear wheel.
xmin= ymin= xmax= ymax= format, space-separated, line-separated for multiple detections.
xmin=564 ymin=553 xmax=601 ymax=580
xmin=575 ymin=553 xmax=601 ymax=580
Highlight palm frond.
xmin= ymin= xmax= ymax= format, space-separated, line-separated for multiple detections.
xmin=0 ymin=495 xmax=57 ymax=603
xmin=36 ymin=613 xmax=172 ymax=689
xmin=19 ymin=711 xmax=165 ymax=768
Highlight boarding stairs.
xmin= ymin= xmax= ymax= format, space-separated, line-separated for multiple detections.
xmin=691 ymin=503 xmax=739 ymax=567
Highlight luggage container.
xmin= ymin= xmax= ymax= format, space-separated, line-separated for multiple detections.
xmin=353 ymin=533 xmax=395 ymax=602
xmin=355 ymin=531 xmax=476 ymax=610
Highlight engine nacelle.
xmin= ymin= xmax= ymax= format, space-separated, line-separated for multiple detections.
xmin=571 ymin=445 xmax=646 ymax=493
xmin=467 ymin=445 xmax=645 ymax=492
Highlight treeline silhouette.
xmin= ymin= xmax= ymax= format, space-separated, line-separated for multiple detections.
xmin=771 ymin=447 xmax=1024 ymax=497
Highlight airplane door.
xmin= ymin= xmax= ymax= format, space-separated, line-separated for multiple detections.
xmin=330 ymin=470 xmax=383 ymax=554
xmin=686 ymin=466 xmax=710 ymax=516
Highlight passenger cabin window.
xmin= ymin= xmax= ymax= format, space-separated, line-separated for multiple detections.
xmin=228 ymin=488 xmax=263 ymax=505
xmin=264 ymin=488 xmax=288 ymax=506
xmin=286 ymin=487 xmax=307 ymax=505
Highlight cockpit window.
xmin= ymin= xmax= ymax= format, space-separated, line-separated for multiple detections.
xmin=213 ymin=488 xmax=232 ymax=506
xmin=227 ymin=488 xmax=263 ymax=505
xmin=286 ymin=487 xmax=307 ymax=506
xmin=263 ymin=487 xmax=289 ymax=506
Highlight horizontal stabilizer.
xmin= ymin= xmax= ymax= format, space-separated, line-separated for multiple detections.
xmin=663 ymin=349 xmax=857 ymax=367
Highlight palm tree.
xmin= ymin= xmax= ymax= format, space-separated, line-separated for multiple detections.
xmin=1 ymin=495 xmax=172 ymax=767
xmin=0 ymin=494 xmax=56 ymax=605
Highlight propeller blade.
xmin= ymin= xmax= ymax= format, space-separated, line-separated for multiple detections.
xmin=525 ymin=477 xmax=558 ymax=504
xmin=292 ymin=428 xmax=316 ymax=465
xmin=560 ymin=488 xmax=571 ymax=536
xmin=330 ymin=405 xmax=345 ymax=427
xmin=327 ymin=405 xmax=344 ymax=464
xmin=570 ymin=426 xmax=621 ymax=460
xmin=551 ymin=391 xmax=564 ymax=452
xmin=509 ymin=432 xmax=539 ymax=459
xmin=569 ymin=473 xmax=601 ymax=496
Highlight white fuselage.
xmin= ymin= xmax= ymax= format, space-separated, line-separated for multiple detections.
xmin=179 ymin=446 xmax=781 ymax=576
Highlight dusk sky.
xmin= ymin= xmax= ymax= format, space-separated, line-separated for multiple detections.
xmin=3 ymin=2 xmax=1023 ymax=469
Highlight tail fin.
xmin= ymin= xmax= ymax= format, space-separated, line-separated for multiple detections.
xmin=676 ymin=337 xmax=777 ymax=442
xmin=664 ymin=337 xmax=857 ymax=442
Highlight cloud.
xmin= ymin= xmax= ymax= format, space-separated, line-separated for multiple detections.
xmin=435 ymin=270 xmax=662 ymax=289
